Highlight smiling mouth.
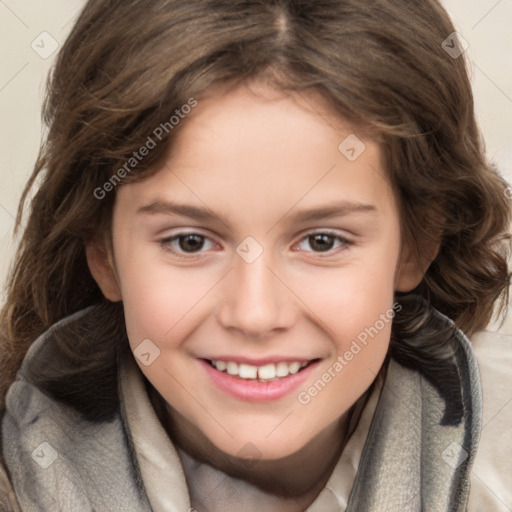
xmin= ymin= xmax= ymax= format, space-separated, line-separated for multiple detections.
xmin=203 ymin=359 xmax=319 ymax=383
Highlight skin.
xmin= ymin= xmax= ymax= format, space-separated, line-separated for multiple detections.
xmin=87 ymin=79 xmax=430 ymax=510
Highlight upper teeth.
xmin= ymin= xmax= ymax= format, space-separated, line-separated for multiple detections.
xmin=211 ymin=360 xmax=309 ymax=380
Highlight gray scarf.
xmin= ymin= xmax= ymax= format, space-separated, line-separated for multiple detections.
xmin=1 ymin=304 xmax=481 ymax=511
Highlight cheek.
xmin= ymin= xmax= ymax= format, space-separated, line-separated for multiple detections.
xmin=298 ymin=240 xmax=399 ymax=337
xmin=119 ymin=266 xmax=209 ymax=348
xmin=295 ymin=236 xmax=399 ymax=394
xmin=296 ymin=274 xmax=395 ymax=421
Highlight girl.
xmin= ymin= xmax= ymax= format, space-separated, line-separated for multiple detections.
xmin=1 ymin=0 xmax=510 ymax=510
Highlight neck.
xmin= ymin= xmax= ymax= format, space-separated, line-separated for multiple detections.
xmin=148 ymin=384 xmax=371 ymax=505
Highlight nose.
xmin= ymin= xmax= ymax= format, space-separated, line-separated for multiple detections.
xmin=216 ymin=250 xmax=297 ymax=338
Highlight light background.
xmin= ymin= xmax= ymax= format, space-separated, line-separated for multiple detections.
xmin=1 ymin=0 xmax=511 ymax=333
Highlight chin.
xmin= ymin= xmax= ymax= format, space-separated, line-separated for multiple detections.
xmin=214 ymin=431 xmax=311 ymax=462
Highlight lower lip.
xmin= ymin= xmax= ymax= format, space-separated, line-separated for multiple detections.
xmin=199 ymin=359 xmax=319 ymax=402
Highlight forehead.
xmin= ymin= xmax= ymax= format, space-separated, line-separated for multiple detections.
xmin=116 ymin=82 xmax=397 ymax=225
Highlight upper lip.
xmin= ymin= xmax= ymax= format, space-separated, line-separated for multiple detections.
xmin=200 ymin=355 xmax=318 ymax=365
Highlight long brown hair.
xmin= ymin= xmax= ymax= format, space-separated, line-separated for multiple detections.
xmin=1 ymin=0 xmax=510 ymax=414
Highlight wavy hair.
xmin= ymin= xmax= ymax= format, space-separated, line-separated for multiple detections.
xmin=0 ymin=0 xmax=510 ymax=420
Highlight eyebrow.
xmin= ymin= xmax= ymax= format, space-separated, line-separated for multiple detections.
xmin=137 ymin=199 xmax=378 ymax=228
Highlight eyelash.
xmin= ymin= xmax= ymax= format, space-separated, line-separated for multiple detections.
xmin=159 ymin=230 xmax=353 ymax=260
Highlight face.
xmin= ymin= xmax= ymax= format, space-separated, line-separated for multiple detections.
xmin=89 ymin=80 xmax=420 ymax=462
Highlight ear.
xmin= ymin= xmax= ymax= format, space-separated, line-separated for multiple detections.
xmin=395 ymin=240 xmax=440 ymax=292
xmin=85 ymin=239 xmax=122 ymax=302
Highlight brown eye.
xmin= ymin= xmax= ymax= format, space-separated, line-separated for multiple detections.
xmin=307 ymin=234 xmax=336 ymax=252
xmin=160 ymin=232 xmax=216 ymax=258
xmin=295 ymin=231 xmax=352 ymax=255
xmin=178 ymin=234 xmax=205 ymax=252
